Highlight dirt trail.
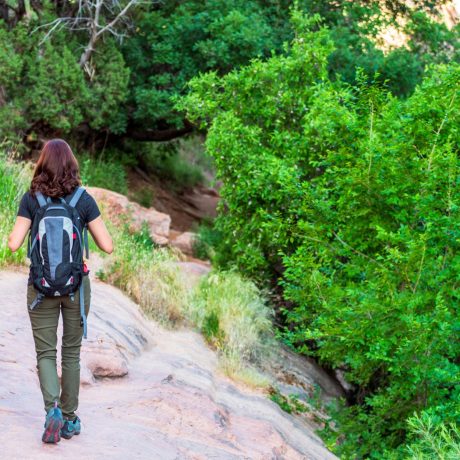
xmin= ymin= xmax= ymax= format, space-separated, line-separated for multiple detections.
xmin=0 ymin=270 xmax=337 ymax=460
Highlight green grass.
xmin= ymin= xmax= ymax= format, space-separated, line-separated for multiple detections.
xmin=92 ymin=208 xmax=274 ymax=388
xmin=186 ymin=270 xmax=274 ymax=385
xmin=79 ymin=154 xmax=128 ymax=195
xmin=0 ymin=153 xmax=31 ymax=266
xmin=94 ymin=208 xmax=187 ymax=326
xmin=201 ymin=309 xmax=224 ymax=346
xmin=192 ymin=219 xmax=221 ymax=260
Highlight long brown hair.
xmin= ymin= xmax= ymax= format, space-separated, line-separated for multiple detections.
xmin=31 ymin=138 xmax=81 ymax=198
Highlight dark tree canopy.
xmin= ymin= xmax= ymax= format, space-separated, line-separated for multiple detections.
xmin=0 ymin=0 xmax=457 ymax=154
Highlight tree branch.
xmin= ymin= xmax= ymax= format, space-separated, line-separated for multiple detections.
xmin=31 ymin=0 xmax=154 ymax=74
xmin=79 ymin=0 xmax=146 ymax=69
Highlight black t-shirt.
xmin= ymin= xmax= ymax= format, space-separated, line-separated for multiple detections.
xmin=17 ymin=188 xmax=101 ymax=284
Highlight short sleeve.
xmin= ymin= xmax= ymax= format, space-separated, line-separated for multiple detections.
xmin=82 ymin=192 xmax=101 ymax=224
xmin=17 ymin=192 xmax=33 ymax=220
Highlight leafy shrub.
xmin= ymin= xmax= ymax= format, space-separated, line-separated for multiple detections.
xmin=177 ymin=11 xmax=335 ymax=280
xmin=179 ymin=8 xmax=460 ymax=456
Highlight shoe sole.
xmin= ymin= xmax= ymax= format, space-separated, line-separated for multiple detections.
xmin=42 ymin=417 xmax=64 ymax=443
xmin=61 ymin=431 xmax=80 ymax=440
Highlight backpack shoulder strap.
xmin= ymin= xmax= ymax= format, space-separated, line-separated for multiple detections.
xmin=68 ymin=186 xmax=90 ymax=258
xmin=35 ymin=191 xmax=47 ymax=208
xmin=69 ymin=186 xmax=86 ymax=208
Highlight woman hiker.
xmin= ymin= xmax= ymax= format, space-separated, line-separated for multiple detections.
xmin=7 ymin=138 xmax=113 ymax=443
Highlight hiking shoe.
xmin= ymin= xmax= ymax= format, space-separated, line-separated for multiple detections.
xmin=42 ymin=402 xmax=64 ymax=443
xmin=61 ymin=416 xmax=81 ymax=439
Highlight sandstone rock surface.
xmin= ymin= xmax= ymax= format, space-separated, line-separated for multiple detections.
xmin=0 ymin=270 xmax=337 ymax=459
xmin=87 ymin=186 xmax=171 ymax=245
xmin=169 ymin=231 xmax=197 ymax=256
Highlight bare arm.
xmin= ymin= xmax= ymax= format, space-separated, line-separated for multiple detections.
xmin=87 ymin=216 xmax=113 ymax=254
xmin=8 ymin=216 xmax=31 ymax=252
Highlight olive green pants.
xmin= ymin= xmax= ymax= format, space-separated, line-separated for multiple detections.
xmin=27 ymin=276 xmax=91 ymax=420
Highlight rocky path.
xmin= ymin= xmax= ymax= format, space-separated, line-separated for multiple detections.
xmin=0 ymin=270 xmax=337 ymax=460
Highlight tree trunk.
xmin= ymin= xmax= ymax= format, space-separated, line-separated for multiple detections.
xmin=0 ymin=1 xmax=10 ymax=26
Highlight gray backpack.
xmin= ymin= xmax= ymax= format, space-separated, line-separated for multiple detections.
xmin=27 ymin=186 xmax=90 ymax=338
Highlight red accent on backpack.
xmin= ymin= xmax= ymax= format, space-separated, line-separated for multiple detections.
xmin=83 ymin=263 xmax=88 ymax=273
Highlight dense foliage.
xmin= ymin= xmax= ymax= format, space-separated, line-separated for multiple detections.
xmin=178 ymin=10 xmax=460 ymax=456
xmin=0 ymin=0 xmax=458 ymax=155
xmin=122 ymin=0 xmax=280 ymax=131
xmin=0 ymin=22 xmax=129 ymax=145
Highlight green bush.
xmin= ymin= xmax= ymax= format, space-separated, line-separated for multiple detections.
xmin=179 ymin=9 xmax=460 ymax=457
xmin=0 ymin=17 xmax=130 ymax=139
xmin=380 ymin=413 xmax=460 ymax=460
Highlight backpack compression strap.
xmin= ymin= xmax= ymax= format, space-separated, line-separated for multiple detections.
xmin=29 ymin=292 xmax=45 ymax=311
